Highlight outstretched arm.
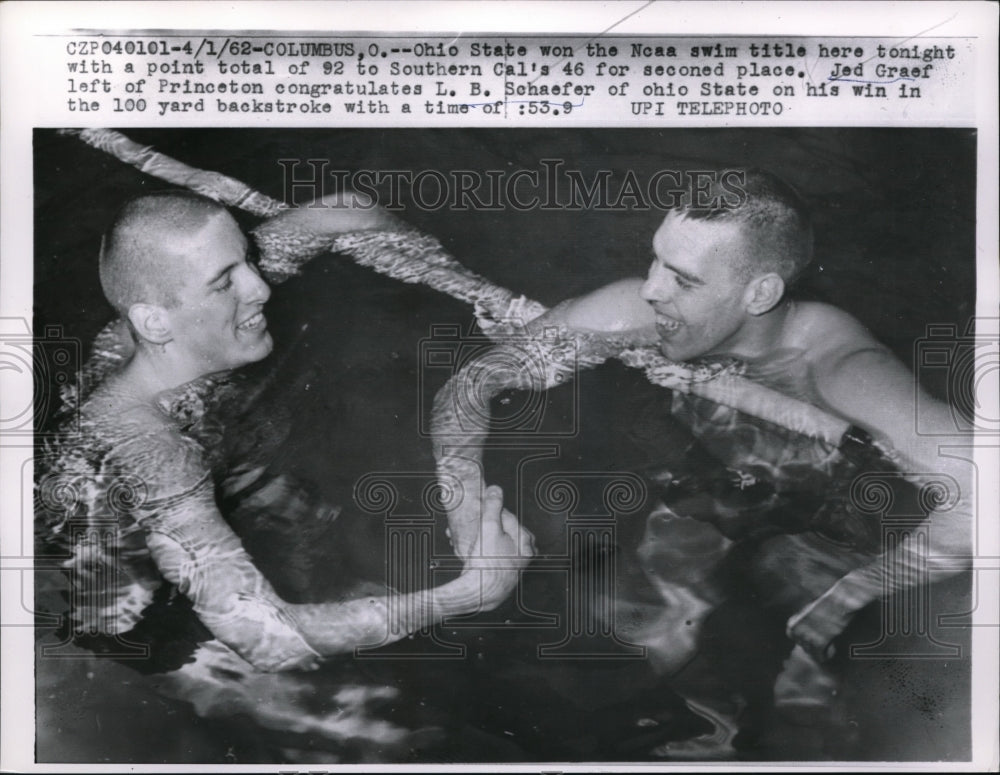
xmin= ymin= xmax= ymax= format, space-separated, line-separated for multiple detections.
xmin=119 ymin=432 xmax=532 ymax=671
xmin=787 ymin=345 xmax=973 ymax=660
xmin=431 ymin=279 xmax=656 ymax=558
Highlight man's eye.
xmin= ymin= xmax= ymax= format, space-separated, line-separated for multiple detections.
xmin=675 ymin=276 xmax=693 ymax=290
xmin=214 ymin=277 xmax=233 ymax=292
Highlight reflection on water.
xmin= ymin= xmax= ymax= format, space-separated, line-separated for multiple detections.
xmin=34 ymin=129 xmax=974 ymax=763
xmin=155 ymin=643 xmax=431 ymax=760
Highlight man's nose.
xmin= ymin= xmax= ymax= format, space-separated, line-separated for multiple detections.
xmin=639 ymin=275 xmax=665 ymax=303
xmin=241 ymin=264 xmax=271 ymax=304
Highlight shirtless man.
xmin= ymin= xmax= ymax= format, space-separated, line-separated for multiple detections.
xmin=38 ymin=191 xmax=534 ymax=672
xmin=434 ymin=168 xmax=972 ymax=754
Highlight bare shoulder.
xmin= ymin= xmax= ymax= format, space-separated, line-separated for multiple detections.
xmin=555 ymin=277 xmax=655 ymax=334
xmin=86 ymin=394 xmax=212 ymax=498
xmin=84 ymin=383 xmax=174 ymax=436
xmin=787 ymin=301 xmax=885 ymax=357
xmin=790 ymin=302 xmax=919 ymax=430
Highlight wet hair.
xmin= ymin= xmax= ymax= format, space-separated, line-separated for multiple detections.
xmin=673 ymin=168 xmax=814 ymax=284
xmin=99 ymin=191 xmax=228 ymax=317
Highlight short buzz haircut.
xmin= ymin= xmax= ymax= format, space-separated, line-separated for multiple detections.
xmin=99 ymin=191 xmax=228 ymax=317
xmin=673 ymin=168 xmax=814 ymax=284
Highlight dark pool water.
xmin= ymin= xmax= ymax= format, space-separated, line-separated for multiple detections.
xmin=33 ymin=128 xmax=975 ymax=763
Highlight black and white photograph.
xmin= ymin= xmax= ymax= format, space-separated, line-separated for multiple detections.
xmin=28 ymin=127 xmax=980 ymax=764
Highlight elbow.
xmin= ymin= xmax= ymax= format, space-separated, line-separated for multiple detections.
xmin=924 ymin=520 xmax=973 ymax=581
xmin=199 ymin=595 xmax=323 ymax=673
xmin=935 ymin=531 xmax=972 ymax=560
xmin=929 ymin=511 xmax=973 ymax=559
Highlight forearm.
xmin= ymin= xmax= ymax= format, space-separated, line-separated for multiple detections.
xmin=808 ymin=349 xmax=975 ymax=612
xmin=852 ymin=440 xmax=973 ymax=597
xmin=431 ymin=328 xmax=598 ymax=556
xmin=171 ymin=540 xmax=505 ymax=667
xmin=288 ymin=576 xmax=492 ymax=655
xmin=830 ymin=495 xmax=970 ymax=609
xmin=252 ymin=190 xmax=401 ymax=281
xmin=429 ymin=357 xmax=504 ymax=557
xmin=789 ymin=467 xmax=972 ymax=658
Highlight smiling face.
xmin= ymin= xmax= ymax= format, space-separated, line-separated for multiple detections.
xmin=639 ymin=212 xmax=757 ymax=362
xmin=163 ymin=211 xmax=273 ymax=374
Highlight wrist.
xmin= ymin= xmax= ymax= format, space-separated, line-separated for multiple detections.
xmin=435 ymin=572 xmax=492 ymax=616
xmin=447 ymin=505 xmax=482 ymax=552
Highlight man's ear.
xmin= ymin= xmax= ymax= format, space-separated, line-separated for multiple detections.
xmin=744 ymin=273 xmax=785 ymax=316
xmin=126 ymin=303 xmax=172 ymax=346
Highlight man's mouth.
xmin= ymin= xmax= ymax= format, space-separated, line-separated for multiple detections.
xmin=654 ymin=314 xmax=683 ymax=337
xmin=237 ymin=310 xmax=266 ymax=332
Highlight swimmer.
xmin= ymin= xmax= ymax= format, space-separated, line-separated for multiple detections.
xmin=38 ymin=191 xmax=535 ymax=672
xmin=434 ymin=168 xmax=971 ymax=756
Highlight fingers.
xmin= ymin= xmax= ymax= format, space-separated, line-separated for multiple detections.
xmin=513 ymin=518 xmax=536 ymax=555
xmin=498 ymin=506 xmax=520 ymax=536
xmin=483 ymin=487 xmax=528 ymax=541
xmin=481 ymin=485 xmax=504 ymax=526
xmin=496 ymin=503 xmax=534 ymax=557
xmin=469 ymin=485 xmax=535 ymax=562
xmin=470 ymin=486 xmax=506 ymax=556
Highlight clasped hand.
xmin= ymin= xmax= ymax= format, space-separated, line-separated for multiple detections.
xmin=455 ymin=485 xmax=536 ymax=611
